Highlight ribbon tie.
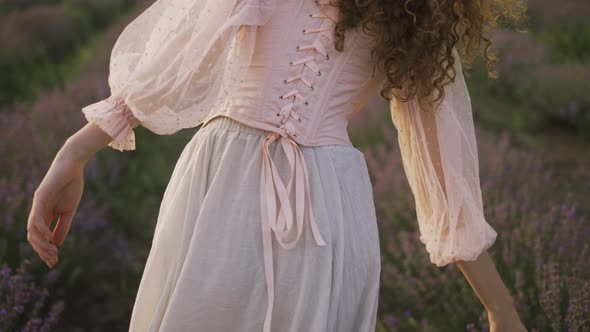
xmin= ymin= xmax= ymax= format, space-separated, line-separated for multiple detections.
xmin=259 ymin=130 xmax=327 ymax=332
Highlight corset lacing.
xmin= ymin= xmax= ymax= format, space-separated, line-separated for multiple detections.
xmin=259 ymin=1 xmax=337 ymax=331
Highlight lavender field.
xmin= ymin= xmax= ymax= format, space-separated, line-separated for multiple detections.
xmin=1 ymin=0 xmax=589 ymax=331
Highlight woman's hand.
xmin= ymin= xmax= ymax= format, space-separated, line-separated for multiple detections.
xmin=27 ymin=151 xmax=86 ymax=268
xmin=456 ymin=252 xmax=527 ymax=332
xmin=26 ymin=122 xmax=115 ymax=268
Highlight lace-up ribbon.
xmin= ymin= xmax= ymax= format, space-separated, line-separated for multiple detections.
xmin=260 ymin=129 xmax=327 ymax=332
xmin=258 ymin=1 xmax=337 ymax=331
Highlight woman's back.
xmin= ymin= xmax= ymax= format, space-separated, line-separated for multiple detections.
xmin=201 ymin=0 xmax=387 ymax=147
xmin=55 ymin=0 xmax=519 ymax=331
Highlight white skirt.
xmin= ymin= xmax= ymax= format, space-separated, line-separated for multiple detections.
xmin=128 ymin=115 xmax=381 ymax=332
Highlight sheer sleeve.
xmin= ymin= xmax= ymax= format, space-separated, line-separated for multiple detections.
xmin=81 ymin=0 xmax=276 ymax=151
xmin=389 ymin=48 xmax=498 ymax=266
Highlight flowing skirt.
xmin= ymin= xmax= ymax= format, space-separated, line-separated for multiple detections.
xmin=128 ymin=115 xmax=381 ymax=332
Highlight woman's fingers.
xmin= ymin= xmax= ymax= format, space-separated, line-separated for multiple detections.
xmin=33 ymin=219 xmax=53 ymax=244
xmin=27 ymin=227 xmax=58 ymax=267
xmin=28 ymin=222 xmax=58 ymax=255
xmin=53 ymin=210 xmax=75 ymax=247
xmin=27 ymin=194 xmax=59 ymax=267
xmin=32 ymin=226 xmax=58 ymax=254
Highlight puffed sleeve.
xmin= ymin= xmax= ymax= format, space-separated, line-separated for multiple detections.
xmin=389 ymin=48 xmax=498 ymax=266
xmin=81 ymin=0 xmax=277 ymax=151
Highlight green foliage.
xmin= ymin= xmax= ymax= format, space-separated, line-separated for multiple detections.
xmin=0 ymin=0 xmax=138 ymax=107
xmin=535 ymin=20 xmax=590 ymax=63
xmin=464 ymin=32 xmax=590 ymax=140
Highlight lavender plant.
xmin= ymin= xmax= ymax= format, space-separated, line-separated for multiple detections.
xmin=0 ymin=260 xmax=63 ymax=332
xmin=350 ymin=114 xmax=590 ymax=330
xmin=0 ymin=2 xmax=154 ymax=330
xmin=0 ymin=0 xmax=140 ymax=106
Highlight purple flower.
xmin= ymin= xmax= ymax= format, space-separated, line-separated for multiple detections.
xmin=14 ymin=305 xmax=24 ymax=314
xmin=384 ymin=314 xmax=400 ymax=327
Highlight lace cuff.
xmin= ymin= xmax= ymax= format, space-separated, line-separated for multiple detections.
xmin=81 ymin=95 xmax=141 ymax=152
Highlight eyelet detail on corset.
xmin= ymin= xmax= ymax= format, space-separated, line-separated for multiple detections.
xmin=275 ymin=1 xmax=335 ymax=138
xmin=263 ymin=2 xmax=338 ymax=330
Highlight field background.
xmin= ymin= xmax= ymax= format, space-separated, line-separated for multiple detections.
xmin=0 ymin=0 xmax=588 ymax=331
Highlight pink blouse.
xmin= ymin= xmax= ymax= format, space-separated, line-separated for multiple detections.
xmin=81 ymin=0 xmax=497 ymax=330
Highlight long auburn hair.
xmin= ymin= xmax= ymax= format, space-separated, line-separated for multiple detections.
xmin=329 ymin=0 xmax=527 ymax=110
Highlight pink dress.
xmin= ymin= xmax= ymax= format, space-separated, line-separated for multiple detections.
xmin=80 ymin=0 xmax=498 ymax=331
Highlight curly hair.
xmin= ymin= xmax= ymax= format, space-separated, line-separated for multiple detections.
xmin=329 ymin=0 xmax=527 ymax=111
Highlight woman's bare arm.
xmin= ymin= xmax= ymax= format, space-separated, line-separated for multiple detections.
xmin=60 ymin=122 xmax=114 ymax=164
xmin=27 ymin=123 xmax=114 ymax=268
xmin=456 ymin=252 xmax=527 ymax=330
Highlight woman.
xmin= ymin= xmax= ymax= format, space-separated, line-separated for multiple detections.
xmin=26 ymin=0 xmax=528 ymax=330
